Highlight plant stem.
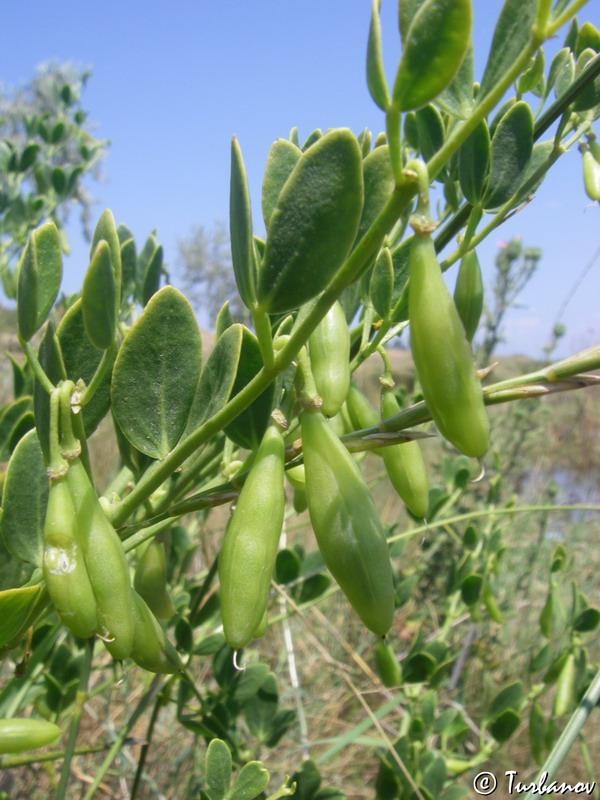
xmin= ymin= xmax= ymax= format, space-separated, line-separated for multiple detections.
xmin=55 ymin=637 xmax=94 ymax=800
xmin=20 ymin=335 xmax=54 ymax=394
xmin=523 ymin=665 xmax=600 ymax=800
xmin=79 ymin=340 xmax=117 ymax=407
xmin=130 ymin=680 xmax=173 ymax=800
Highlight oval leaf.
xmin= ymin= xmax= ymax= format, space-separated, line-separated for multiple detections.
xmin=111 ymin=287 xmax=202 ymax=458
xmin=481 ymin=101 xmax=533 ymax=210
xmin=17 ymin=222 xmax=63 ymax=341
xmin=458 ymin=120 xmax=490 ymax=205
xmin=258 ymin=128 xmax=364 ymax=314
xmin=206 ymin=739 xmax=232 ymax=800
xmin=82 ymin=240 xmax=116 ymax=350
xmin=230 ymin=137 xmax=256 ymax=309
xmin=1 ymin=429 xmax=47 ymax=566
xmin=367 ymin=0 xmax=390 ymax=110
xmin=0 ymin=585 xmax=47 ymax=651
xmin=261 ymin=139 xmax=302 ymax=228
xmin=91 ymin=209 xmax=122 ymax=306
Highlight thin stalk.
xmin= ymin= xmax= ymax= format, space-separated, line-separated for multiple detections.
xmin=19 ymin=336 xmax=54 ymax=394
xmin=81 ymin=675 xmax=164 ymax=800
xmin=523 ymin=666 xmax=600 ymax=800
xmin=252 ymin=307 xmax=275 ymax=371
xmin=548 ymin=0 xmax=591 ymax=34
xmin=78 ymin=340 xmax=117 ymax=407
xmin=578 ymin=733 xmax=600 ymax=800
xmin=55 ymin=638 xmax=95 ymax=800
xmin=0 ymin=744 xmax=111 ymax=768
xmin=385 ymin=108 xmax=403 ymax=184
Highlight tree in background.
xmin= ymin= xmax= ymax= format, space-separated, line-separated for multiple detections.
xmin=0 ymin=61 xmax=108 ymax=298
xmin=177 ymin=221 xmax=252 ymax=328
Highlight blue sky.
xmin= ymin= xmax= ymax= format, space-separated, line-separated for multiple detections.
xmin=4 ymin=0 xmax=600 ymax=358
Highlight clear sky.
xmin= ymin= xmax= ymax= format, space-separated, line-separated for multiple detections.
xmin=4 ymin=0 xmax=600 ymax=358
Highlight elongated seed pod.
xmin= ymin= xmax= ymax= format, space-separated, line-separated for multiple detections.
xmin=130 ymin=590 xmax=182 ymax=674
xmin=308 ymin=300 xmax=350 ymax=417
xmin=583 ymin=148 xmax=600 ymax=200
xmin=301 ymin=409 xmax=394 ymax=636
xmin=381 ymin=388 xmax=429 ymax=519
xmin=374 ymin=638 xmax=402 ymax=687
xmin=218 ymin=424 xmax=285 ymax=649
xmin=66 ymin=457 xmax=134 ymax=660
xmin=409 ymin=231 xmax=489 ymax=458
xmin=42 ymin=474 xmax=98 ymax=639
xmin=0 ymin=718 xmax=62 ymax=755
xmin=134 ymin=538 xmax=176 ymax=619
xmin=453 ymin=249 xmax=484 ymax=343
xmin=346 ymin=383 xmax=380 ymax=430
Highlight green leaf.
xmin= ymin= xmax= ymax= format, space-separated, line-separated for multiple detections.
xmin=513 ymin=139 xmax=554 ymax=204
xmin=258 ymin=128 xmax=363 ymax=314
xmin=226 ymin=761 xmax=270 ymax=800
xmin=517 ymin=48 xmax=545 ymax=96
xmin=576 ymin=21 xmax=600 ymax=57
xmin=392 ymin=0 xmax=472 ymax=112
xmin=573 ymin=48 xmax=600 ymax=112
xmin=275 ymin=548 xmax=302 ymax=584
xmin=481 ymin=101 xmax=533 ymax=210
xmin=367 ymin=0 xmax=390 ymax=110
xmin=51 ymin=166 xmax=66 ymax=195
xmin=233 ymin=663 xmax=270 ymax=702
xmin=460 ymin=573 xmax=483 ymax=606
xmin=302 ymin=129 xmax=323 ymax=151
xmin=82 ymin=240 xmax=116 ymax=350
xmin=539 ymin=585 xmax=564 ymax=638
xmin=120 ymin=237 xmax=137 ymax=298
xmin=206 ymin=739 xmax=232 ymax=800
xmin=423 ymin=756 xmax=446 ymax=797
xmin=529 ymin=702 xmax=545 ymax=766
xmin=58 ymin=300 xmax=115 ymax=437
xmin=0 ymin=585 xmax=47 ymax=652
xmin=290 ymin=759 xmax=321 ymax=800
xmin=458 ymin=120 xmax=490 ymax=205
xmin=90 ymin=209 xmax=122 ymax=307
xmin=552 ymin=49 xmax=575 ymax=100
xmin=0 ymin=397 xmax=33 ymax=460
xmin=244 ymin=672 xmax=279 ymax=742
xmin=17 ymin=222 xmax=63 ymax=341
xmin=136 ymin=233 xmax=158 ymax=300
xmin=111 ymin=287 xmax=202 ymax=459
xmin=369 ymin=248 xmax=393 ymax=318
xmin=415 ymin=104 xmax=445 ymax=164
xmin=355 ymin=145 xmax=394 ymax=247
xmin=230 ymin=137 xmax=256 ymax=309
xmin=1 ymin=429 xmax=47 ymax=566
xmin=478 ymin=0 xmax=537 ymax=103
xmin=436 ymin=45 xmax=474 ymax=119
xmin=489 ymin=709 xmax=520 ymax=743
xmin=573 ymin=607 xmax=600 ymax=632
xmin=183 ymin=323 xmax=243 ymax=438
xmin=224 ymin=327 xmax=275 ymax=450
xmin=215 ymin=301 xmax=235 ymax=339
xmin=261 ymin=139 xmax=302 ymax=228
xmin=19 ymin=142 xmax=39 ymax=171
xmin=142 ymin=244 xmax=164 ymax=305
xmin=553 ymin=652 xmax=576 ymax=716
xmin=488 ymin=680 xmax=524 ymax=718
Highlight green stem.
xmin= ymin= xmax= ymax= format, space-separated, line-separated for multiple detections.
xmin=19 ymin=336 xmax=54 ymax=394
xmin=524 ymin=666 xmax=600 ymax=800
xmin=295 ymin=346 xmax=320 ymax=405
xmin=252 ymin=308 xmax=275 ymax=371
xmin=79 ymin=340 xmax=117 ymax=407
xmin=385 ymin=107 xmax=403 ymax=184
xmin=578 ymin=733 xmax=600 ymax=800
xmin=0 ymin=744 xmax=111 ymax=768
xmin=55 ymin=638 xmax=95 ymax=800
xmin=48 ymin=387 xmax=68 ymax=476
xmin=81 ymin=675 xmax=164 ymax=800
xmin=548 ymin=0 xmax=591 ymax=34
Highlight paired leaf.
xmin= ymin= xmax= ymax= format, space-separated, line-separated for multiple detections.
xmin=206 ymin=738 xmax=232 ymax=800
xmin=230 ymin=137 xmax=256 ymax=309
xmin=369 ymin=248 xmax=394 ymax=318
xmin=367 ymin=0 xmax=390 ymax=110
xmin=90 ymin=209 xmax=122 ymax=307
xmin=257 ymin=129 xmax=363 ymax=314
xmin=111 ymin=287 xmax=202 ymax=458
xmin=458 ymin=121 xmax=490 ymax=205
xmin=478 ymin=0 xmax=537 ymax=103
xmin=437 ymin=45 xmax=474 ymax=119
xmin=82 ymin=240 xmax=116 ymax=349
xmin=1 ymin=429 xmax=47 ymax=566
xmin=481 ymin=101 xmax=533 ymax=210
xmin=262 ymin=139 xmax=302 ymax=228
xmin=17 ymin=222 xmax=62 ymax=341
xmin=224 ymin=327 xmax=275 ymax=450
xmin=0 ymin=585 xmax=47 ymax=652
xmin=393 ymin=0 xmax=472 ymax=112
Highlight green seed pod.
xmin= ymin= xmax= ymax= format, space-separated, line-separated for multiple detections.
xmin=253 ymin=610 xmax=268 ymax=640
xmin=134 ymin=538 xmax=176 ymax=619
xmin=409 ymin=231 xmax=489 ymax=458
xmin=0 ymin=718 xmax=62 ymax=755
xmin=301 ymin=409 xmax=394 ymax=636
xmin=346 ymin=383 xmax=380 ymax=431
xmin=553 ymin=652 xmax=576 ymax=717
xmin=380 ymin=389 xmax=429 ymax=519
xmin=66 ymin=458 xmax=134 ymax=660
xmin=374 ymin=638 xmax=402 ymax=687
xmin=218 ymin=424 xmax=285 ymax=649
xmin=129 ymin=590 xmax=182 ymax=674
xmin=583 ymin=149 xmax=600 ymax=201
xmin=42 ymin=474 xmax=97 ymax=639
xmin=453 ymin=249 xmax=484 ymax=343
xmin=308 ymin=301 xmax=351 ymax=417
xmin=285 ymin=463 xmax=306 ymax=493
